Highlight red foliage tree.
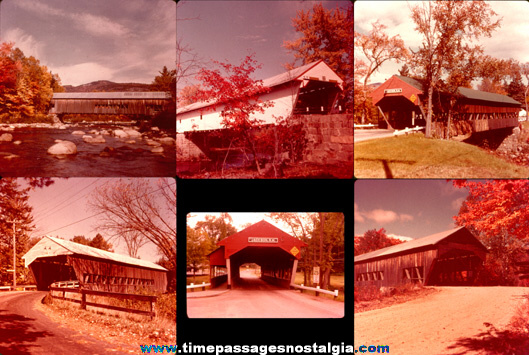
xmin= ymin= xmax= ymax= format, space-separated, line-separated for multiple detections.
xmin=194 ymin=54 xmax=274 ymax=174
xmin=0 ymin=42 xmax=19 ymax=93
xmin=355 ymin=228 xmax=404 ymax=256
xmin=453 ymin=180 xmax=529 ymax=285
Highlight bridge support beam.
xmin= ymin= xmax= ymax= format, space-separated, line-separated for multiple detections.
xmin=226 ymin=258 xmax=231 ymax=289
xmin=290 ymin=259 xmax=298 ymax=286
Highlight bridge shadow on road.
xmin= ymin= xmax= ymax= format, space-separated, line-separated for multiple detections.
xmin=232 ymin=276 xmax=283 ymax=291
xmin=0 ymin=309 xmax=53 ymax=355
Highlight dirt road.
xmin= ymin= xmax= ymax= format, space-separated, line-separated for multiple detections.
xmin=0 ymin=291 xmax=135 ymax=355
xmin=354 ymin=286 xmax=528 ymax=355
xmin=187 ymin=275 xmax=344 ymax=318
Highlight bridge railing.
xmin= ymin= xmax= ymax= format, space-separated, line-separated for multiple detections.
xmin=291 ymin=284 xmax=339 ymax=299
xmin=186 ymin=282 xmax=211 ymax=291
xmin=0 ymin=285 xmax=37 ymax=291
xmin=49 ymin=286 xmax=157 ymax=319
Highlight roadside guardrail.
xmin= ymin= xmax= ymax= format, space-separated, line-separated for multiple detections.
xmin=291 ymin=284 xmax=339 ymax=298
xmin=186 ymin=282 xmax=211 ymax=291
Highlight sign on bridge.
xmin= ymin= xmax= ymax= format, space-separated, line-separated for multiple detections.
xmin=248 ymin=237 xmax=278 ymax=243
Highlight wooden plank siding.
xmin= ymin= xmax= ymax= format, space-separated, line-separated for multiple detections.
xmin=52 ymin=99 xmax=169 ymax=115
xmin=68 ymin=255 xmax=167 ymax=293
xmin=354 ymin=227 xmax=488 ymax=288
xmin=354 ymin=248 xmax=438 ymax=288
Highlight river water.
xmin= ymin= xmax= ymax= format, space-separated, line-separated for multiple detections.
xmin=0 ymin=123 xmax=176 ymax=177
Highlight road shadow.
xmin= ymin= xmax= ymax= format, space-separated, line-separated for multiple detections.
xmin=0 ymin=309 xmax=53 ymax=355
xmin=446 ymin=322 xmax=529 ymax=355
xmin=354 ymin=158 xmax=416 ymax=178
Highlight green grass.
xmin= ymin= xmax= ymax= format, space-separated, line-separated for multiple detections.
xmin=354 ymin=133 xmax=529 ymax=178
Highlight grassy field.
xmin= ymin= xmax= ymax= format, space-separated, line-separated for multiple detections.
xmin=354 ymin=133 xmax=529 ymax=178
xmin=293 ymin=272 xmax=344 ymax=302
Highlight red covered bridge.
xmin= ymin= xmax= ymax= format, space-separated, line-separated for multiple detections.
xmin=370 ymin=75 xmax=521 ymax=136
xmin=208 ymin=220 xmax=306 ymax=289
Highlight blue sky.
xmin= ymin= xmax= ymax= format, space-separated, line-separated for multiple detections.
xmin=354 ymin=180 xmax=471 ymax=240
xmin=0 ymin=0 xmax=176 ymax=86
xmin=176 ymin=0 xmax=351 ymax=89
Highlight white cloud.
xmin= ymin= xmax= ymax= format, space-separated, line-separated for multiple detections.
xmin=387 ymin=234 xmax=413 ymax=242
xmin=355 ymin=205 xmax=414 ymax=224
xmin=50 ymin=62 xmax=116 ymax=86
xmin=4 ymin=28 xmax=44 ymax=60
xmin=74 ymin=13 xmax=129 ymax=37
xmin=355 ymin=203 xmax=365 ymax=222
xmin=451 ymin=197 xmax=465 ymax=211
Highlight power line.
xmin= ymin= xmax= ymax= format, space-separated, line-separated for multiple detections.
xmin=33 ymin=178 xmax=102 ymax=224
xmin=41 ymin=181 xmax=176 ymax=236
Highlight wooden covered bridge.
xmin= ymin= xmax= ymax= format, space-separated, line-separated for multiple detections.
xmin=370 ymin=75 xmax=521 ymax=136
xmin=354 ymin=227 xmax=488 ymax=288
xmin=208 ymin=220 xmax=307 ymax=289
xmin=50 ymin=92 xmax=172 ymax=117
xmin=22 ymin=236 xmax=168 ymax=293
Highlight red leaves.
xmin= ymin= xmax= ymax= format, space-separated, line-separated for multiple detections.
xmin=194 ymin=53 xmax=273 ymax=132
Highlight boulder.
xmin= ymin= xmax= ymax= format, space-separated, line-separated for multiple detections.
xmin=83 ymin=135 xmax=106 ymax=143
xmin=13 ymin=141 xmax=22 ymax=145
xmin=124 ymin=129 xmax=142 ymax=138
xmin=159 ymin=137 xmax=176 ymax=145
xmin=72 ymin=130 xmax=85 ymax=135
xmin=47 ymin=141 xmax=77 ymax=155
xmin=151 ymin=146 xmax=164 ymax=153
xmin=151 ymin=126 xmax=160 ymax=131
xmin=0 ymin=133 xmax=13 ymax=142
xmin=146 ymin=139 xmax=161 ymax=146
xmin=113 ymin=129 xmax=129 ymax=138
xmin=126 ymin=140 xmax=137 ymax=144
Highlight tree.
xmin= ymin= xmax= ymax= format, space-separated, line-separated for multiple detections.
xmin=452 ymin=180 xmax=529 ymax=285
xmin=194 ymin=213 xmax=237 ymax=244
xmin=186 ymin=226 xmax=214 ymax=281
xmin=152 ymin=66 xmax=176 ymax=101
xmin=177 ymin=84 xmax=202 ymax=107
xmin=283 ymin=3 xmax=353 ymax=112
xmin=521 ymin=62 xmax=529 ymax=116
xmin=71 ymin=234 xmax=113 ymax=252
xmin=88 ymin=178 xmax=176 ymax=273
xmin=311 ymin=213 xmax=344 ymax=290
xmin=355 ymin=228 xmax=404 ymax=256
xmin=194 ymin=54 xmax=274 ymax=174
xmin=355 ymin=20 xmax=409 ymax=124
xmin=408 ymin=1 xmax=501 ymax=138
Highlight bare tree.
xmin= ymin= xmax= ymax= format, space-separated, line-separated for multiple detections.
xmin=88 ymin=178 xmax=176 ymax=271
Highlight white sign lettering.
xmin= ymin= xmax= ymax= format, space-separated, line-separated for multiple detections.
xmin=384 ymin=88 xmax=403 ymax=94
xmin=248 ymin=237 xmax=278 ymax=243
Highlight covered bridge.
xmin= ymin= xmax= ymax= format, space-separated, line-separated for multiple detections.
xmin=370 ymin=75 xmax=521 ymax=135
xmin=50 ymin=92 xmax=172 ymax=117
xmin=176 ymin=60 xmax=344 ymax=133
xmin=208 ymin=220 xmax=307 ymax=289
xmin=22 ymin=236 xmax=167 ymax=293
xmin=354 ymin=227 xmax=488 ymax=288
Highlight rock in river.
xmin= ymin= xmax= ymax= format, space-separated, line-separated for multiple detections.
xmin=0 ymin=133 xmax=13 ymax=142
xmin=47 ymin=141 xmax=77 ymax=155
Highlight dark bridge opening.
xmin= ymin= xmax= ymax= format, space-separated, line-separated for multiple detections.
xmin=230 ymin=247 xmax=297 ymax=289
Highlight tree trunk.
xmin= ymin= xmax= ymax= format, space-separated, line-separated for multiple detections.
xmin=426 ymin=85 xmax=434 ymax=138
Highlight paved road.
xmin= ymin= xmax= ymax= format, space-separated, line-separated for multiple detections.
xmin=0 ymin=291 xmax=135 ymax=355
xmin=355 ymin=286 xmax=528 ymax=355
xmin=187 ymin=276 xmax=344 ymax=318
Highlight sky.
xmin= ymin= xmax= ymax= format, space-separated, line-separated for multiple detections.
xmin=354 ymin=180 xmax=471 ymax=240
xmin=176 ymin=0 xmax=351 ymax=89
xmin=354 ymin=0 xmax=529 ymax=87
xmin=19 ymin=177 xmax=176 ymax=263
xmin=187 ymin=212 xmax=298 ymax=235
xmin=0 ymin=0 xmax=176 ymax=86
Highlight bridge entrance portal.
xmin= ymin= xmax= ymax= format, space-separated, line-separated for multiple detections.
xmin=208 ymin=220 xmax=306 ymax=289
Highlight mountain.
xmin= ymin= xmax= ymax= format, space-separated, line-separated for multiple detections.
xmin=63 ymin=80 xmax=153 ymax=92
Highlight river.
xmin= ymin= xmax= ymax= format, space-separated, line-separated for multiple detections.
xmin=0 ymin=123 xmax=176 ymax=177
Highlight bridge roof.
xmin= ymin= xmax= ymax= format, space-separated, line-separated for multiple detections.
xmin=23 ymin=236 xmax=167 ymax=271
xmin=52 ymin=92 xmax=171 ymax=100
xmin=217 ymin=220 xmax=307 ymax=260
